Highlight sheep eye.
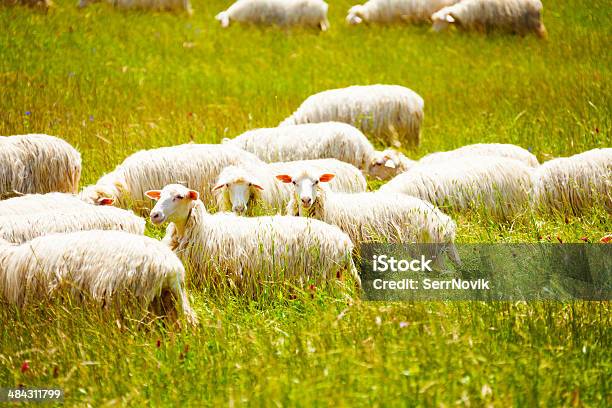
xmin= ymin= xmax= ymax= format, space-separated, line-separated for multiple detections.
xmin=176 ymin=194 xmax=185 ymax=200
xmin=292 ymin=181 xmax=296 ymax=185
xmin=314 ymin=180 xmax=319 ymax=184
xmin=248 ymin=183 xmax=252 ymax=186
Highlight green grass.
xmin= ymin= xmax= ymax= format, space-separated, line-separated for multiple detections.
xmin=0 ymin=0 xmax=611 ymax=405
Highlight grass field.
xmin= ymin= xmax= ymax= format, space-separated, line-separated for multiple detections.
xmin=1 ymin=0 xmax=611 ymax=405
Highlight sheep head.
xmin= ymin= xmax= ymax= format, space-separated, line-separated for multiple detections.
xmin=146 ymin=184 xmax=199 ymax=227
xmin=431 ymin=9 xmax=456 ymax=32
xmin=367 ymin=149 xmax=413 ymax=180
xmin=346 ymin=5 xmax=365 ymax=25
xmin=276 ymin=171 xmax=334 ymax=212
xmin=212 ymin=166 xmax=264 ymax=214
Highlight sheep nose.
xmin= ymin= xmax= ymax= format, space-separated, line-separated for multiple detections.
xmin=233 ymin=204 xmax=245 ymax=213
xmin=301 ymin=197 xmax=312 ymax=207
xmin=150 ymin=211 xmax=163 ymax=223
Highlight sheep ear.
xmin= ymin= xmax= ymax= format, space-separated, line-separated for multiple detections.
xmin=145 ymin=190 xmax=161 ymax=200
xmin=252 ymin=183 xmax=264 ymax=190
xmin=384 ymin=159 xmax=397 ymax=169
xmin=276 ymin=175 xmax=293 ymax=183
xmin=97 ymin=197 xmax=115 ymax=206
xmin=187 ymin=190 xmax=199 ymax=200
xmin=319 ymin=173 xmax=335 ymax=182
xmin=212 ymin=183 xmax=225 ymax=191
xmin=446 ymin=14 xmax=455 ymax=23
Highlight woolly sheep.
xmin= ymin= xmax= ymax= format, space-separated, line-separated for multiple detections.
xmin=0 ymin=134 xmax=81 ymax=197
xmin=216 ymin=0 xmax=329 ymax=30
xmin=0 ymin=206 xmax=145 ymax=244
xmin=419 ymin=143 xmax=539 ymax=167
xmin=347 ymin=0 xmax=458 ymax=25
xmin=277 ymin=170 xmax=460 ymax=264
xmin=224 ymin=122 xmax=415 ymax=180
xmin=380 ymin=155 xmax=534 ymax=219
xmin=532 ymin=148 xmax=612 ymax=214
xmin=431 ymin=0 xmax=547 ymax=37
xmin=0 ymin=192 xmax=114 ymax=216
xmin=146 ymin=184 xmax=360 ymax=292
xmin=213 ymin=159 xmax=366 ymax=215
xmin=80 ymin=144 xmax=262 ymax=213
xmin=280 ymin=85 xmax=424 ymax=147
xmin=78 ymin=0 xmax=193 ymax=15
xmin=0 ymin=230 xmax=197 ymax=325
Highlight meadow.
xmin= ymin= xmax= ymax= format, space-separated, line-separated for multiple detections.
xmin=0 ymin=0 xmax=611 ymax=405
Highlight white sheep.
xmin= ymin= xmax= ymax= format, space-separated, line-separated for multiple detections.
xmin=0 ymin=230 xmax=197 ymax=325
xmin=431 ymin=0 xmax=547 ymax=37
xmin=80 ymin=143 xmax=262 ymax=213
xmin=0 ymin=134 xmax=81 ymax=197
xmin=532 ymin=148 xmax=612 ymax=214
xmin=216 ymin=0 xmax=329 ymax=31
xmin=0 ymin=192 xmax=114 ymax=216
xmin=224 ymin=122 xmax=415 ymax=180
xmin=213 ymin=159 xmax=366 ymax=215
xmin=0 ymin=205 xmax=145 ymax=244
xmin=347 ymin=0 xmax=459 ymax=25
xmin=280 ymin=85 xmax=424 ymax=147
xmin=78 ymin=0 xmax=193 ymax=15
xmin=419 ymin=143 xmax=539 ymax=167
xmin=380 ymin=155 xmax=534 ymax=219
xmin=145 ymin=184 xmax=360 ymax=292
xmin=277 ymin=170 xmax=460 ymax=264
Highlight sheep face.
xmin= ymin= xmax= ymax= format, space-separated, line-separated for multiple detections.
xmin=146 ymin=184 xmax=199 ymax=226
xmin=367 ymin=150 xmax=404 ymax=180
xmin=215 ymin=11 xmax=231 ymax=27
xmin=431 ymin=9 xmax=455 ymax=31
xmin=213 ymin=179 xmax=263 ymax=214
xmin=213 ymin=166 xmax=265 ymax=214
xmin=346 ymin=5 xmax=365 ymax=24
xmin=277 ymin=172 xmax=334 ymax=210
xmin=79 ymin=185 xmax=116 ymax=206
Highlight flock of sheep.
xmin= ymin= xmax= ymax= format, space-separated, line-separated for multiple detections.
xmin=1 ymin=82 xmax=610 ymax=327
xmin=20 ymin=0 xmax=547 ymax=38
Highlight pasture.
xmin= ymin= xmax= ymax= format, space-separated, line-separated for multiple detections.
xmin=0 ymin=0 xmax=610 ymax=405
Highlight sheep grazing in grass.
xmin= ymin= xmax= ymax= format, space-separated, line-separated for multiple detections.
xmin=80 ymin=144 xmax=261 ymax=213
xmin=0 ymin=230 xmax=197 ymax=325
xmin=380 ymin=155 xmax=534 ymax=220
xmin=0 ymin=134 xmax=81 ymax=197
xmin=216 ymin=0 xmax=330 ymax=30
xmin=146 ymin=184 xmax=360 ymax=292
xmin=347 ymin=0 xmax=459 ymax=25
xmin=224 ymin=122 xmax=414 ymax=180
xmin=213 ymin=159 xmax=366 ymax=215
xmin=419 ymin=143 xmax=539 ymax=167
xmin=280 ymin=85 xmax=424 ymax=147
xmin=0 ymin=206 xmax=144 ymax=244
xmin=78 ymin=0 xmax=193 ymax=15
xmin=431 ymin=0 xmax=547 ymax=37
xmin=532 ymin=148 xmax=612 ymax=215
xmin=0 ymin=192 xmax=114 ymax=216
xmin=277 ymin=170 xmax=460 ymax=264
xmin=368 ymin=148 xmax=415 ymax=180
